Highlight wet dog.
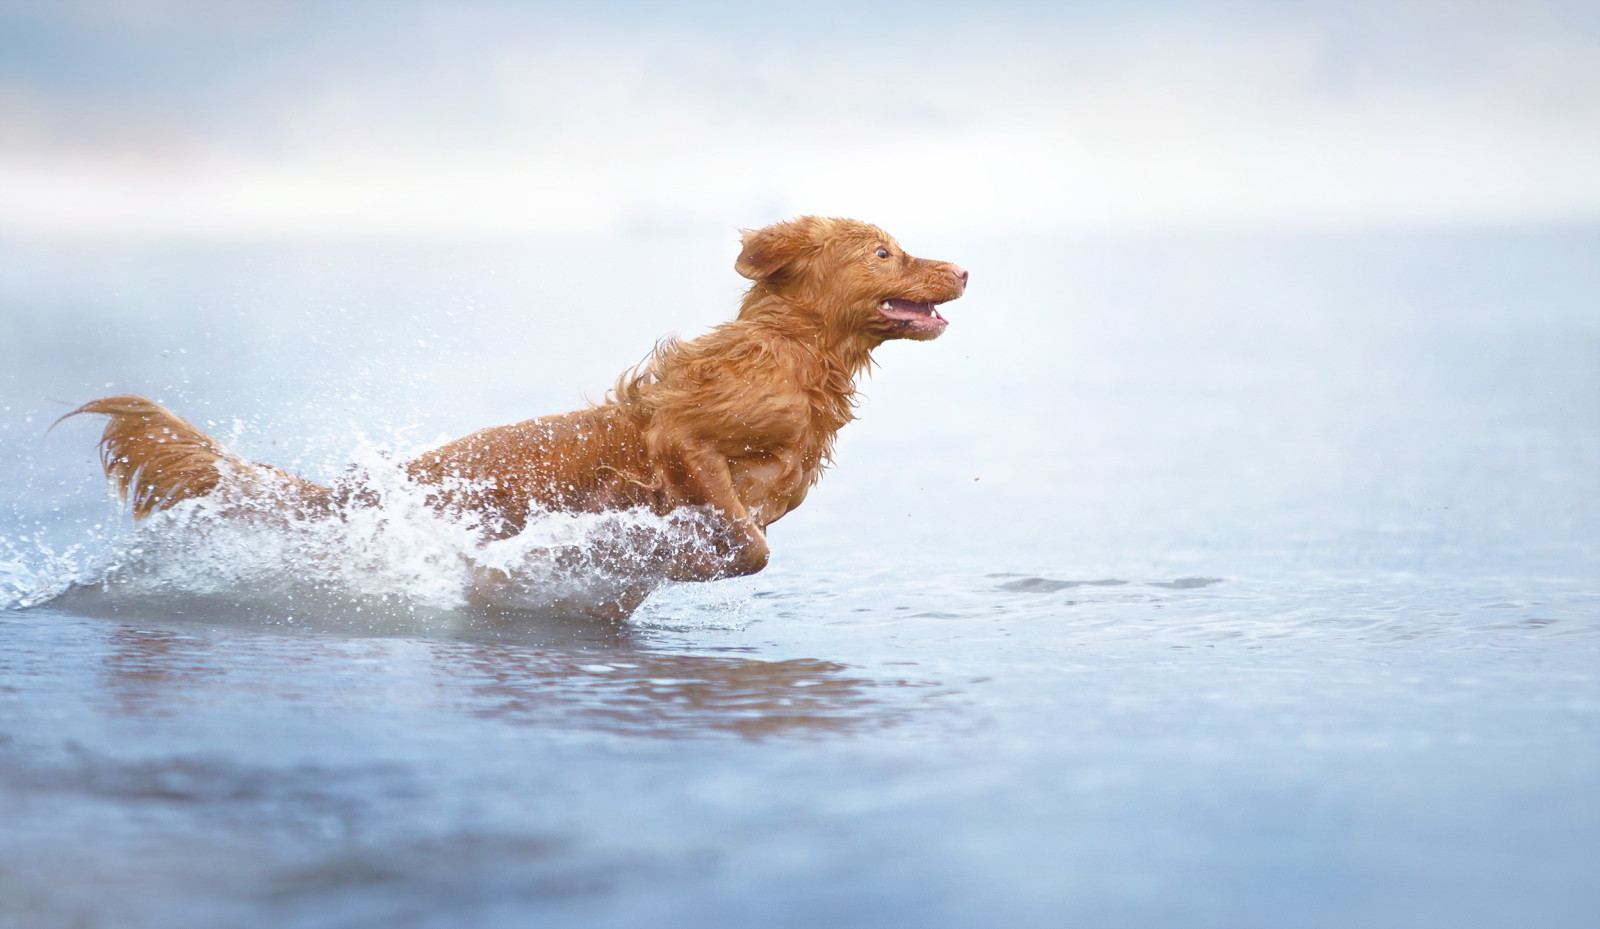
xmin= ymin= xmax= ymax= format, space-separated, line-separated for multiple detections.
xmin=64 ymin=217 xmax=968 ymax=616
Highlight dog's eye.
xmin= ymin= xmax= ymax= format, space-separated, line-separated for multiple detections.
xmin=874 ymin=247 xmax=890 ymax=259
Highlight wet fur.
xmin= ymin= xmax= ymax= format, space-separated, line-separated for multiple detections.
xmin=61 ymin=217 xmax=968 ymax=616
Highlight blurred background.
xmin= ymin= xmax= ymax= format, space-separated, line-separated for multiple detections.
xmin=3 ymin=0 xmax=1597 ymax=240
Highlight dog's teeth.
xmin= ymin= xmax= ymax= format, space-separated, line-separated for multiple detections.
xmin=880 ymin=301 xmax=893 ymax=310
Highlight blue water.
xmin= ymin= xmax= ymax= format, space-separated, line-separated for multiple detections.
xmin=2 ymin=226 xmax=1597 ymax=928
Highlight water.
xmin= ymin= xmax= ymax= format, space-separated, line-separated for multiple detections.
xmin=2 ymin=226 xmax=1597 ymax=928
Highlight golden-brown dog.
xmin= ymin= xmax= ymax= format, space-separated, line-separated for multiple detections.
xmin=64 ymin=216 xmax=968 ymax=616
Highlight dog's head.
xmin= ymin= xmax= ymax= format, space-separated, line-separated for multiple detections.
xmin=735 ymin=217 xmax=968 ymax=342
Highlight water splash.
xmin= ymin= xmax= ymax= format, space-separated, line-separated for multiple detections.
xmin=1 ymin=448 xmax=741 ymax=622
xmin=1 ymin=535 xmax=100 ymax=610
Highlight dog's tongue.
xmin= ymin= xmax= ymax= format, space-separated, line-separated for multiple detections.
xmin=879 ymin=299 xmax=943 ymax=321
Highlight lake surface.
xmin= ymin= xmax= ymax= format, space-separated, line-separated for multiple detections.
xmin=2 ymin=225 xmax=1597 ymax=928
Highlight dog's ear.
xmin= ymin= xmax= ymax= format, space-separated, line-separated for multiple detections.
xmin=735 ymin=218 xmax=818 ymax=281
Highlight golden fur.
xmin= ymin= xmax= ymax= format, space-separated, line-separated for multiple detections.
xmin=61 ymin=216 xmax=968 ymax=616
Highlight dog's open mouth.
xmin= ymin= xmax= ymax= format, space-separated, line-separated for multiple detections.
xmin=878 ymin=298 xmax=949 ymax=337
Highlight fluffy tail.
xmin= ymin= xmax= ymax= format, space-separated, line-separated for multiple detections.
xmin=57 ymin=395 xmax=331 ymax=519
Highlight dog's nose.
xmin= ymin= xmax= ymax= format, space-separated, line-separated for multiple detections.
xmin=950 ymin=264 xmax=970 ymax=285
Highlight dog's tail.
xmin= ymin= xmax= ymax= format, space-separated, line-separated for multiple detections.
xmin=57 ymin=394 xmax=332 ymax=519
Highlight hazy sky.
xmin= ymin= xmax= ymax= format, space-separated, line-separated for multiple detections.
xmin=2 ymin=0 xmax=1597 ymax=239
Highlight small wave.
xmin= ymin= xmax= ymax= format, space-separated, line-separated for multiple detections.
xmin=991 ymin=575 xmax=1227 ymax=594
xmin=992 ymin=575 xmax=1155 ymax=593
xmin=1148 ymin=577 xmax=1225 ymax=590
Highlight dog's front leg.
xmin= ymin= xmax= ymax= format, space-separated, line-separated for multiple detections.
xmin=666 ymin=445 xmax=770 ymax=581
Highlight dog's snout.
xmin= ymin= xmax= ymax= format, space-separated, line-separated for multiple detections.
xmin=949 ymin=264 xmax=970 ymax=286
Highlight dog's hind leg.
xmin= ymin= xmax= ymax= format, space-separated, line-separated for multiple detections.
xmin=57 ymin=394 xmax=334 ymax=519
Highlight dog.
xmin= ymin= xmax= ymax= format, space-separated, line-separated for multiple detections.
xmin=62 ymin=216 xmax=968 ymax=617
